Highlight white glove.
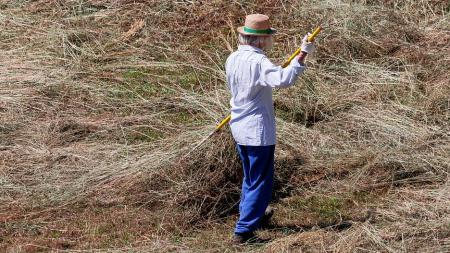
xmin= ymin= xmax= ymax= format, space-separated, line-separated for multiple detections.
xmin=301 ymin=33 xmax=315 ymax=54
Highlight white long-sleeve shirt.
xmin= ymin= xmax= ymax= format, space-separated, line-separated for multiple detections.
xmin=225 ymin=45 xmax=305 ymax=146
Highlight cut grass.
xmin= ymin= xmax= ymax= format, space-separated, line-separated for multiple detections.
xmin=0 ymin=0 xmax=449 ymax=252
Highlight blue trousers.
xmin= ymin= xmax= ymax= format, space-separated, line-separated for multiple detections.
xmin=235 ymin=144 xmax=275 ymax=234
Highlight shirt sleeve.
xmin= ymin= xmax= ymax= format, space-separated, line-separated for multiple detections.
xmin=257 ymin=56 xmax=306 ymax=88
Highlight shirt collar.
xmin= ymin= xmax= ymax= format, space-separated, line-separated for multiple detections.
xmin=238 ymin=45 xmax=264 ymax=54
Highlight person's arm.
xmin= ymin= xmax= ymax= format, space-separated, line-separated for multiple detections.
xmin=257 ymin=56 xmax=306 ymax=88
xmin=257 ymin=34 xmax=315 ymax=88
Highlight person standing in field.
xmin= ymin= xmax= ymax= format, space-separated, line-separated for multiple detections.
xmin=225 ymin=14 xmax=315 ymax=244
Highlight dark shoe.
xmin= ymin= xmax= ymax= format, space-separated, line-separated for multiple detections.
xmin=260 ymin=206 xmax=274 ymax=228
xmin=232 ymin=232 xmax=256 ymax=244
xmin=232 ymin=231 xmax=269 ymax=245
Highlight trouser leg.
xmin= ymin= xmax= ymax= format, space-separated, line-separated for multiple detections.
xmin=235 ymin=144 xmax=275 ymax=234
xmin=236 ymin=145 xmax=250 ymax=217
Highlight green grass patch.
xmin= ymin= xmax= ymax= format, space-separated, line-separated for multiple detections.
xmin=177 ymin=72 xmax=199 ymax=89
xmin=107 ymin=64 xmax=217 ymax=101
xmin=315 ymin=197 xmax=343 ymax=220
xmin=287 ymin=195 xmax=345 ymax=222
xmin=107 ymin=69 xmax=174 ymax=100
xmin=123 ymin=69 xmax=147 ymax=80
xmin=162 ymin=111 xmax=208 ymax=126
xmin=125 ymin=127 xmax=164 ymax=144
xmin=169 ymin=111 xmax=191 ymax=123
xmin=50 ymin=230 xmax=62 ymax=238
xmin=110 ymin=68 xmax=207 ymax=100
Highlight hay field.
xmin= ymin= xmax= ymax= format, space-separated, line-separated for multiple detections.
xmin=1 ymin=0 xmax=449 ymax=252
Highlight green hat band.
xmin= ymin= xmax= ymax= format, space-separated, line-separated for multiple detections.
xmin=243 ymin=26 xmax=273 ymax=35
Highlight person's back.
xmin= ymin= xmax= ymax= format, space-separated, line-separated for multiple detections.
xmin=226 ymin=45 xmax=275 ymax=146
xmin=226 ymin=46 xmax=267 ymax=109
xmin=225 ymin=42 xmax=305 ymax=146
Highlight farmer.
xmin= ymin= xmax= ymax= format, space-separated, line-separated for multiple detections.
xmin=225 ymin=14 xmax=315 ymax=243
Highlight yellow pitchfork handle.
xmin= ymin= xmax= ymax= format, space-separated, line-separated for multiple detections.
xmin=216 ymin=26 xmax=322 ymax=130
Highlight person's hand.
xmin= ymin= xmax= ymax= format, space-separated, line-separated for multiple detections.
xmin=301 ymin=33 xmax=315 ymax=54
xmin=296 ymin=52 xmax=307 ymax=65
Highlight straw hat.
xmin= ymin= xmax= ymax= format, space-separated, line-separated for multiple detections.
xmin=237 ymin=14 xmax=277 ymax=36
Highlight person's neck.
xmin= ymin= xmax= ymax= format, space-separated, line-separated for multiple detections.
xmin=240 ymin=44 xmax=264 ymax=51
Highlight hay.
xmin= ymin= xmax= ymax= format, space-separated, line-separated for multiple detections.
xmin=1 ymin=0 xmax=449 ymax=251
